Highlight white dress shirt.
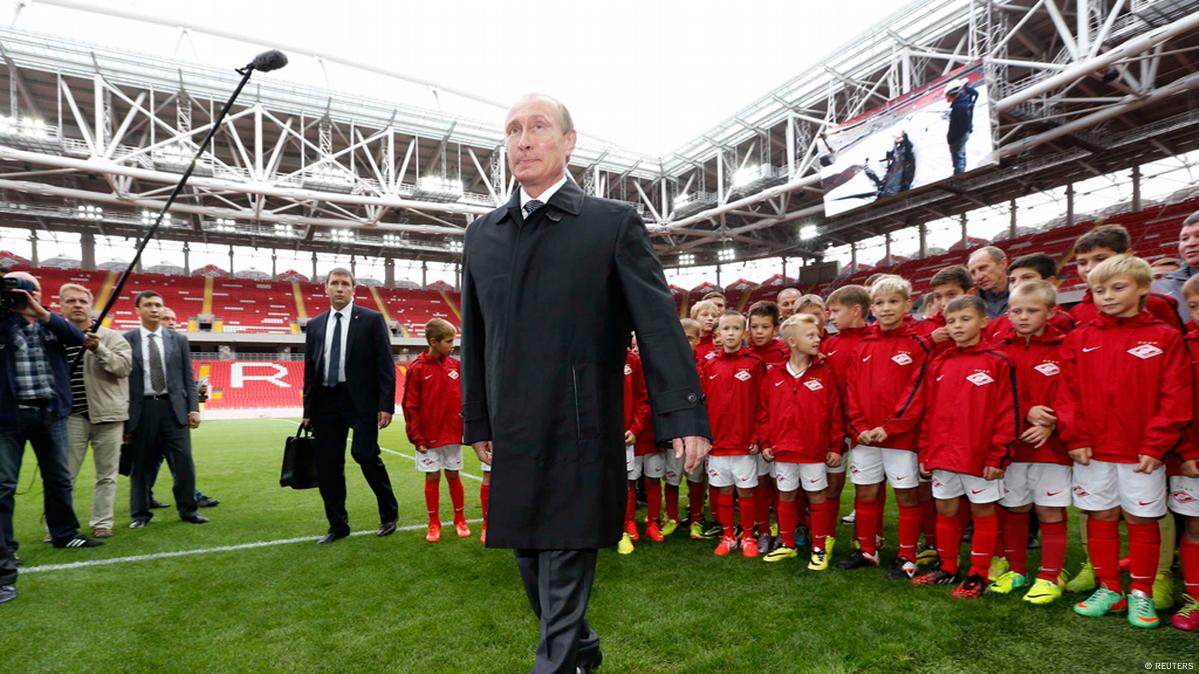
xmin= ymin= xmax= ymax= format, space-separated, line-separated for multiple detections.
xmin=139 ymin=325 xmax=169 ymax=395
xmin=519 ymin=173 xmax=569 ymax=211
xmin=323 ymin=301 xmax=353 ymax=385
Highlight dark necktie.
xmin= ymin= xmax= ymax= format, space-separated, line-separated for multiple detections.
xmin=148 ymin=333 xmax=166 ymax=394
xmin=326 ymin=312 xmax=342 ymax=387
xmin=523 ymin=199 xmax=543 ymax=218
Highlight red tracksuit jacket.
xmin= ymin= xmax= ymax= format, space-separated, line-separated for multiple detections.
xmin=916 ymin=343 xmax=1018 ymax=475
xmin=1167 ymin=329 xmax=1199 ymax=477
xmin=401 ymin=352 xmax=463 ymax=449
xmin=996 ymin=326 xmax=1070 ymax=465
xmin=701 ymin=348 xmax=767 ymax=456
xmin=1068 ymin=290 xmax=1184 ymax=332
xmin=823 ymin=325 xmax=868 ymax=439
xmin=1055 ymin=311 xmax=1192 ymax=463
xmin=751 ymin=339 xmax=790 ymax=366
xmin=846 ymin=319 xmax=932 ymax=452
xmin=986 ymin=310 xmax=1075 ymax=343
xmin=759 ymin=361 xmax=844 ymax=464
xmin=696 ymin=335 xmax=717 ymax=364
xmin=623 ymin=350 xmax=650 ymax=438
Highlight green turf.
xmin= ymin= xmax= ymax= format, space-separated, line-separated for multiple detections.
xmin=4 ymin=418 xmax=1196 ymax=673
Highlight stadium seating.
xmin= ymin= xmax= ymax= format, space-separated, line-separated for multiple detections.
xmin=194 ymin=359 xmax=412 ymax=410
xmin=211 ymin=278 xmax=297 ymax=334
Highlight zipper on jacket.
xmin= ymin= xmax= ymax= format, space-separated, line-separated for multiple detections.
xmin=571 ymin=366 xmax=583 ymax=440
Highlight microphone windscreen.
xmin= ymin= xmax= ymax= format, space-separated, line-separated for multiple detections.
xmin=250 ymin=50 xmax=288 ymax=72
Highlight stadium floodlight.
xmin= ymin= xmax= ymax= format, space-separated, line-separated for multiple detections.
xmin=673 ymin=192 xmax=693 ymax=210
xmin=142 ymin=209 xmax=172 ymax=227
xmin=448 ymin=239 xmax=463 ymax=253
xmin=414 ymin=175 xmax=465 ymax=202
xmin=678 ymin=253 xmax=695 ymax=266
xmin=382 ymin=234 xmax=402 ymax=246
xmin=273 ymin=224 xmax=296 ymax=238
xmin=332 ymin=228 xmax=355 ymax=242
xmin=76 ymin=204 xmax=103 ymax=220
xmin=718 ymin=248 xmax=736 ymax=262
xmin=799 ymin=224 xmax=819 ymax=240
xmin=732 ymin=164 xmax=765 ymax=189
xmin=213 ymin=218 xmax=236 ymax=233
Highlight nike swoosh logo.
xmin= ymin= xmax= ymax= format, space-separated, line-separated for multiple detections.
xmin=423 ymin=375 xmax=434 ymax=380
xmin=1138 ymin=499 xmax=1158 ymax=506
xmin=709 ymin=375 xmax=718 ymax=379
xmin=775 ymin=381 xmax=784 ymax=387
xmin=936 ymin=375 xmax=944 ymax=382
xmin=970 ymin=488 xmax=985 ymax=495
xmin=1046 ymin=490 xmax=1063 ymax=496
xmin=826 ymin=351 xmax=837 ymax=357
xmin=1082 ymin=346 xmax=1101 ymax=352
xmin=862 ymin=355 xmax=872 ymax=362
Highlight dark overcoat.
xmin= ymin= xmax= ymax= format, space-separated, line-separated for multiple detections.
xmin=460 ymin=179 xmax=710 ymax=549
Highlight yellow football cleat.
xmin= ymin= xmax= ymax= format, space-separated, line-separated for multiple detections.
xmin=617 ymin=532 xmax=634 ymax=555
xmin=807 ymin=546 xmax=830 ymax=571
xmin=988 ymin=556 xmax=1010 ymax=581
xmin=659 ymin=519 xmax=679 ymax=537
xmin=763 ymin=545 xmax=798 ymax=563
xmin=1022 ymin=577 xmax=1064 ymax=605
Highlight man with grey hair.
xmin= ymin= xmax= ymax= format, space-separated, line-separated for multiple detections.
xmin=1153 ymin=210 xmax=1199 ymax=324
xmin=776 ymin=287 xmax=802 ymax=320
xmin=967 ymin=245 xmax=1010 ymax=318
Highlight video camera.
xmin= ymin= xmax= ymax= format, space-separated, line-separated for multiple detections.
xmin=0 ymin=276 xmax=35 ymax=314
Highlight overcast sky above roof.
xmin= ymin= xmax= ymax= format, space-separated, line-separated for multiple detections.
xmin=5 ymin=0 xmax=901 ymax=156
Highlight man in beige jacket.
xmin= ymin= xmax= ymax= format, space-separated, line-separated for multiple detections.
xmin=59 ymin=283 xmax=131 ymax=538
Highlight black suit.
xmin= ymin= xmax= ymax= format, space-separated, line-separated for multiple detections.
xmin=302 ymin=303 xmax=397 ymax=534
xmin=461 ymin=179 xmax=710 ymax=673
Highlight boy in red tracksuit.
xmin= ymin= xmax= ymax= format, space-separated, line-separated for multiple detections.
xmin=842 ymin=275 xmax=932 ymax=578
xmin=919 ymin=265 xmax=973 ymax=353
xmin=910 ymin=295 xmax=1016 ymax=599
xmin=992 ymin=282 xmax=1072 ymax=604
xmin=985 ymin=253 xmax=1075 ymax=342
xmin=748 ymin=301 xmax=788 ymax=550
xmin=402 ymin=318 xmax=470 ymax=542
xmin=631 ymin=340 xmax=668 ymax=544
xmin=823 ymin=285 xmax=871 ymax=542
xmin=1066 ymin=225 xmax=1183 ymax=331
xmin=1057 ymin=255 xmax=1191 ymax=629
xmin=617 ymin=348 xmax=651 ymax=555
xmin=1169 ymin=274 xmax=1199 ymax=630
xmin=760 ymin=314 xmax=844 ymax=570
xmin=702 ymin=311 xmax=768 ymax=558
xmin=671 ymin=318 xmax=709 ymax=538
xmin=691 ymin=300 xmax=720 ymax=364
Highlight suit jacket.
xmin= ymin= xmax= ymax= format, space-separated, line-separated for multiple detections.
xmin=461 ymin=179 xmax=711 ymax=550
xmin=302 ymin=304 xmax=395 ymax=423
xmin=124 ymin=327 xmax=198 ymax=429
xmin=0 ymin=312 xmax=84 ymax=429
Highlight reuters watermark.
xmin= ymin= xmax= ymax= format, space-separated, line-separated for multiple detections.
xmin=1145 ymin=662 xmax=1195 ymax=671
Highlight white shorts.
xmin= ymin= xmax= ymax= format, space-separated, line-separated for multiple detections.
xmin=827 ymin=443 xmax=848 ymax=475
xmin=416 ymin=445 xmax=464 ymax=473
xmin=775 ymin=462 xmax=828 ymax=493
xmin=931 ymin=469 xmax=1004 ymax=504
xmin=756 ymin=453 xmax=773 ymax=477
xmin=628 ymin=452 xmax=665 ymax=480
xmin=707 ymin=455 xmax=759 ymax=489
xmin=1072 ymin=460 xmax=1167 ymax=518
xmin=1168 ymin=475 xmax=1199 ymax=517
xmin=999 ymin=462 xmax=1072 ymax=508
xmin=849 ymin=446 xmax=920 ymax=489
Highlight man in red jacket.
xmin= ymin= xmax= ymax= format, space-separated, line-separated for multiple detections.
xmin=702 ymin=311 xmax=768 ymax=558
xmin=1056 ymin=255 xmax=1192 ymax=629
xmin=402 ymin=318 xmax=470 ymax=542
xmin=910 ymin=295 xmax=1016 ymax=599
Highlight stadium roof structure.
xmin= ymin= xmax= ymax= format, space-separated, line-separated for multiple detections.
xmin=0 ymin=0 xmax=1197 ymax=270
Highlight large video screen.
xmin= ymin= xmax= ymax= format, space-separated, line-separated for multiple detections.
xmin=820 ymin=62 xmax=996 ymax=217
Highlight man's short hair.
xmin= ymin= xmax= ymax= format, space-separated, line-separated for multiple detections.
xmin=1182 ymin=272 xmax=1199 ymax=298
xmin=930 ymin=265 xmax=974 ymax=291
xmin=779 ymin=313 xmax=820 ymax=341
xmin=680 ymin=317 xmax=702 ymax=336
xmin=1185 ymin=210 xmax=1199 ymax=227
xmin=748 ymin=301 xmax=780 ymax=326
xmin=521 ymin=93 xmax=574 ymax=134
xmin=1009 ymin=253 xmax=1058 ymax=281
xmin=1010 ymin=280 xmax=1057 ymax=308
xmin=944 ymin=294 xmax=988 ymax=318
xmin=425 ymin=318 xmax=455 ymax=342
xmin=776 ymin=287 xmax=801 ymax=302
xmin=969 ymin=245 xmax=1007 ymax=265
xmin=1088 ymin=254 xmax=1152 ymax=288
xmin=135 ymin=290 xmax=162 ymax=307
xmin=827 ymin=285 xmax=870 ymax=314
xmin=1074 ymin=224 xmax=1131 ymax=255
xmin=702 ymin=291 xmax=726 ymax=302
xmin=869 ymin=274 xmax=912 ymax=300
xmin=58 ymin=283 xmax=93 ymax=302
xmin=689 ymin=299 xmax=719 ymax=319
xmin=326 ymin=267 xmax=356 ymax=285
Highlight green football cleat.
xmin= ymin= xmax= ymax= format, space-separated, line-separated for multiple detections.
xmin=1152 ymin=572 xmax=1174 ymax=610
xmin=1073 ymin=586 xmax=1127 ymax=618
xmin=916 ymin=544 xmax=939 ymax=565
xmin=1065 ymin=561 xmax=1097 ymax=593
xmin=988 ymin=571 xmax=1029 ymax=594
xmin=987 ymin=556 xmax=1010 ymax=582
xmin=1128 ymin=590 xmax=1161 ymax=629
xmin=617 ymin=532 xmax=634 ymax=555
xmin=689 ymin=521 xmax=704 ymax=540
xmin=807 ymin=547 xmax=830 ymax=571
xmin=1023 ymin=577 xmax=1064 ymax=605
xmin=763 ymin=545 xmax=798 ymax=563
xmin=824 ymin=535 xmax=837 ymax=560
xmin=659 ymin=518 xmax=678 ymax=538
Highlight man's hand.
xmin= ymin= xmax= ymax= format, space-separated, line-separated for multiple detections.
xmin=1027 ymin=405 xmax=1057 ymax=427
xmin=624 ymin=430 xmax=635 ymax=445
xmin=415 ymin=445 xmax=428 ymax=454
xmin=377 ymin=412 xmax=392 ymax=429
xmin=1068 ymin=446 xmax=1092 ymax=465
xmin=1182 ymin=459 xmax=1199 ymax=478
xmin=673 ymin=435 xmax=711 ymax=474
xmin=13 ymin=290 xmax=50 ymax=322
xmin=983 ymin=466 xmax=1004 ymax=481
xmin=83 ymin=332 xmax=100 ymax=351
xmin=472 ymin=440 xmax=493 ymax=465
xmin=188 ymin=411 xmax=201 ymax=429
xmin=1135 ymin=453 xmax=1162 ymax=474
xmin=826 ymin=452 xmax=843 ymax=469
xmin=1020 ymin=424 xmax=1052 ymax=448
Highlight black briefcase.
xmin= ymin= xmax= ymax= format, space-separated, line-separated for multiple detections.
xmin=118 ymin=441 xmax=133 ymax=477
xmin=280 ymin=424 xmax=319 ymax=490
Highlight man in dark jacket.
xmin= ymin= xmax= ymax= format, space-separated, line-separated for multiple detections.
xmin=946 ymin=79 xmax=978 ymax=174
xmin=461 ymin=94 xmax=711 ymax=674
xmin=1152 ymin=210 xmax=1199 ymax=325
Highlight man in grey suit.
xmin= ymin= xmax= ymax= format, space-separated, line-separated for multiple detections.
xmin=124 ymin=290 xmax=208 ymax=527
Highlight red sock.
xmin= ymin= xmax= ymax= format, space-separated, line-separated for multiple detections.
xmin=718 ymin=491 xmax=735 ymax=538
xmin=1038 ymin=519 xmax=1067 ymax=581
xmin=754 ymin=483 xmax=771 ymax=533
xmin=709 ymin=484 xmax=721 ymax=521
xmin=921 ymin=497 xmax=937 ymax=548
xmin=1127 ymin=520 xmax=1162 ymax=596
xmin=811 ymin=498 xmax=837 ymax=550
xmin=738 ymin=491 xmax=757 ymax=538
xmin=874 ymin=487 xmax=887 ymax=539
xmin=479 ymin=483 xmax=490 ymax=528
xmin=1181 ymin=536 xmax=1199 ymax=596
xmin=778 ymin=497 xmax=798 ymax=548
xmin=968 ymin=512 xmax=999 ymax=578
xmin=424 ymin=480 xmax=440 ymax=524
xmin=936 ymin=508 xmax=964 ymax=575
xmin=1003 ymin=510 xmax=1030 ymax=575
xmin=855 ymin=497 xmax=883 ymax=555
xmin=645 ymin=477 xmax=662 ymax=524
xmin=795 ymin=488 xmax=810 ymax=529
xmin=1088 ymin=517 xmax=1122 ymax=591
xmin=625 ymin=482 xmax=637 ymax=524
xmin=665 ymin=483 xmax=680 ymax=521
xmin=897 ymin=503 xmax=922 ymax=562
xmin=447 ymin=474 xmax=465 ymax=524
xmin=688 ymin=481 xmax=705 ymax=521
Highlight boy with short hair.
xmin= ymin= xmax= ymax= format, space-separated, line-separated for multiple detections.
xmin=1067 ymin=225 xmax=1183 ymax=330
xmin=618 ymin=347 xmax=651 ymax=554
xmin=702 ymin=291 xmax=728 ymax=315
xmin=747 ymin=301 xmax=787 ymax=549
xmin=402 ymin=318 xmax=471 ymax=542
xmin=824 ymin=285 xmax=871 ymax=538
xmin=795 ymin=294 xmax=828 ymax=335
xmin=919 ymin=265 xmax=973 ymax=348
xmin=911 ymin=295 xmax=1016 ymax=598
xmin=985 ymin=253 xmax=1075 ymax=341
xmin=841 ymin=275 xmax=933 ymax=578
xmin=1057 ymin=255 xmax=1191 ymax=629
xmin=1171 ymin=274 xmax=1199 ymax=630
xmin=992 ymin=281 xmax=1072 ymax=604
xmin=760 ymin=314 xmax=845 ymax=569
xmin=702 ymin=311 xmax=768 ymax=558
xmin=671 ymin=318 xmax=709 ymax=538
xmin=690 ymin=300 xmax=720 ymax=363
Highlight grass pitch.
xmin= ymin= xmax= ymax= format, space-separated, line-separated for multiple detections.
xmin=5 ymin=418 xmax=1197 ymax=673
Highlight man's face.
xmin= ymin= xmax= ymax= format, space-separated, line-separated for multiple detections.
xmin=326 ymin=273 xmax=354 ymax=309
xmin=968 ymin=254 xmax=1007 ymax=293
xmin=60 ymin=289 xmax=92 ymax=324
xmin=1008 ymin=268 xmax=1045 ymax=289
xmin=1075 ymin=247 xmax=1118 ymax=283
xmin=160 ymin=308 xmax=177 ymax=329
xmin=1007 ymin=294 xmax=1053 ymax=337
xmin=871 ymin=292 xmax=911 ymax=330
xmin=777 ymin=291 xmax=800 ymax=318
xmin=1180 ymin=223 xmax=1199 ymax=268
xmin=1092 ymin=273 xmax=1147 ymax=318
xmin=748 ymin=314 xmax=777 ymax=347
xmin=716 ymin=315 xmax=745 ymax=351
xmin=137 ymin=294 xmax=163 ymax=327
xmin=505 ymin=96 xmax=576 ymax=191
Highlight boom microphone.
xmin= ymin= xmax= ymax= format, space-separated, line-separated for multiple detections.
xmin=244 ymin=49 xmax=289 ymax=74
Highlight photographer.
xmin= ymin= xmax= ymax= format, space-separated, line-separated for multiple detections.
xmin=0 ymin=271 xmax=103 ymax=564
